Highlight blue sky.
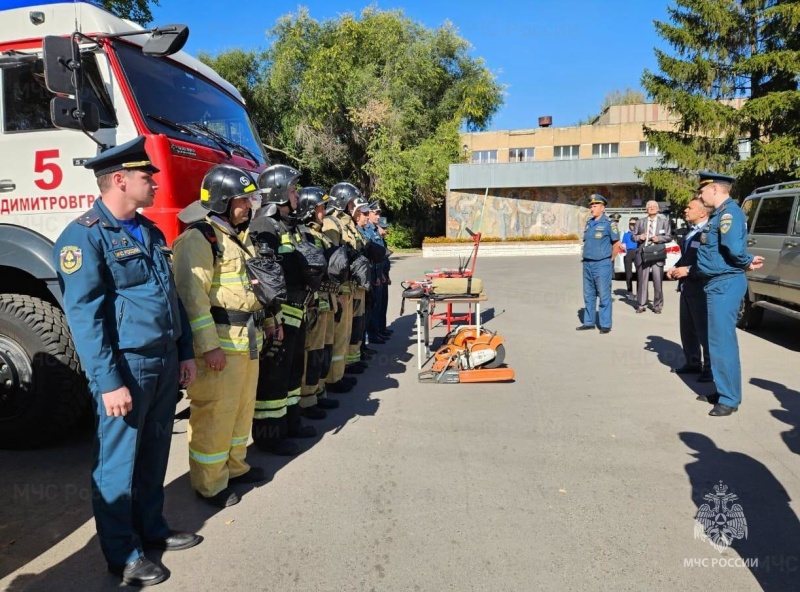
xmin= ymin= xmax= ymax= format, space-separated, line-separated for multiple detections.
xmin=151 ymin=0 xmax=672 ymax=131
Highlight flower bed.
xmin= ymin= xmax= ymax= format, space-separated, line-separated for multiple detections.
xmin=422 ymin=239 xmax=581 ymax=258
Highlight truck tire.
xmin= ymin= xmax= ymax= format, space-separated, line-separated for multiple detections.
xmin=737 ymin=295 xmax=764 ymax=330
xmin=0 ymin=295 xmax=89 ymax=448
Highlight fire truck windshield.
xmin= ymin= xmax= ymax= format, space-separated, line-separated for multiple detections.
xmin=113 ymin=41 xmax=266 ymax=164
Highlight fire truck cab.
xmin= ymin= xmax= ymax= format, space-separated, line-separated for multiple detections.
xmin=0 ymin=0 xmax=268 ymax=448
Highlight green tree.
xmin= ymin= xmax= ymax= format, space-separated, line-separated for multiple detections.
xmin=94 ymin=0 xmax=159 ymax=26
xmin=203 ymin=8 xmax=503 ymax=241
xmin=641 ymin=0 xmax=800 ymax=203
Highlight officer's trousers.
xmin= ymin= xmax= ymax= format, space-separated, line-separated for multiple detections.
xmin=581 ymin=259 xmax=613 ymax=329
xmin=300 ymin=307 xmax=334 ymax=407
xmin=91 ymin=344 xmax=177 ymax=566
xmin=253 ymin=304 xmax=306 ymax=447
xmin=367 ymin=279 xmax=385 ymax=340
xmin=327 ymin=291 xmax=353 ymax=383
xmin=187 ymin=353 xmax=258 ymax=497
xmin=679 ymin=281 xmax=710 ymax=369
xmin=705 ymin=274 xmax=747 ymax=407
xmin=348 ymin=286 xmax=366 ymax=364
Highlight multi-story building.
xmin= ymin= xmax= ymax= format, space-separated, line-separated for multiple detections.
xmin=447 ymin=103 xmax=678 ymax=239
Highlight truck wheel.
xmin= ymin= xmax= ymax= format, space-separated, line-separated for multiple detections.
xmin=737 ymin=295 xmax=764 ymax=330
xmin=0 ymin=295 xmax=89 ymax=449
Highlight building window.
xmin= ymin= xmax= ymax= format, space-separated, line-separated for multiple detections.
xmin=592 ymin=143 xmax=619 ymax=158
xmin=639 ymin=141 xmax=661 ymax=156
xmin=553 ymin=145 xmax=579 ymax=160
xmin=509 ymin=147 xmax=535 ymax=162
xmin=738 ymin=139 xmax=751 ymax=160
xmin=471 ymin=150 xmax=497 ymax=164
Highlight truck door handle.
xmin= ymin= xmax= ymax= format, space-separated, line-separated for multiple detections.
xmin=0 ymin=180 xmax=15 ymax=193
xmin=747 ymin=239 xmax=757 ymax=246
xmin=786 ymin=240 xmax=799 ymax=248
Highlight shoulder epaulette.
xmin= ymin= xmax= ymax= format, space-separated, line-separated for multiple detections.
xmin=76 ymin=210 xmax=100 ymax=227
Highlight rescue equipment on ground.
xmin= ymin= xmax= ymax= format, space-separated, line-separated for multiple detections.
xmin=418 ymin=326 xmax=514 ymax=384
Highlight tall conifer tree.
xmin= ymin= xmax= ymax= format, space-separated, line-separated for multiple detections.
xmin=642 ymin=0 xmax=800 ymax=202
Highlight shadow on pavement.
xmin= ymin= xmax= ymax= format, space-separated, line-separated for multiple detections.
xmin=644 ymin=335 xmax=714 ymax=398
xmin=680 ymin=432 xmax=800 ymax=590
xmin=751 ymin=377 xmax=800 ymax=457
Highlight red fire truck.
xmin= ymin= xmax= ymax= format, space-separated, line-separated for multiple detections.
xmin=0 ymin=0 xmax=268 ymax=447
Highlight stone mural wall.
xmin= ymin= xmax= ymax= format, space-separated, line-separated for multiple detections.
xmin=446 ymin=184 xmax=651 ymax=239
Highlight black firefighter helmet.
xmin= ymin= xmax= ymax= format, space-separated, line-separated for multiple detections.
xmin=296 ymin=187 xmax=329 ymax=223
xmin=258 ymin=164 xmax=301 ymax=206
xmin=328 ymin=182 xmax=363 ymax=211
xmin=179 ymin=164 xmax=258 ymax=223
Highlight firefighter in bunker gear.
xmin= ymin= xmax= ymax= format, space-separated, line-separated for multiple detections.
xmin=250 ymin=164 xmax=317 ymax=455
xmin=323 ymin=182 xmax=370 ymax=375
xmin=296 ymin=187 xmax=342 ymax=411
xmin=173 ymin=164 xmax=270 ymax=508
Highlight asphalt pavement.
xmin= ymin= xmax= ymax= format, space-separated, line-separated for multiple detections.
xmin=2 ymin=254 xmax=800 ymax=591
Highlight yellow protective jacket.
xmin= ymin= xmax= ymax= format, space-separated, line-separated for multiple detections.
xmin=173 ymin=218 xmax=264 ymax=357
xmin=304 ymin=221 xmax=338 ymax=313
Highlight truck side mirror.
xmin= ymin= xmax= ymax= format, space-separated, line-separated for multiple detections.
xmin=142 ymin=25 xmax=189 ymax=57
xmin=42 ymin=35 xmax=80 ymax=95
xmin=50 ymin=96 xmax=99 ymax=132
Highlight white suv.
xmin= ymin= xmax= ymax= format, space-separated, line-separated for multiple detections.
xmin=608 ymin=208 xmax=682 ymax=279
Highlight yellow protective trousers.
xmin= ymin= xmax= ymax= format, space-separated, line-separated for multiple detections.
xmin=326 ymin=291 xmax=353 ymax=383
xmin=187 ymin=354 xmax=258 ymax=497
xmin=347 ymin=286 xmax=366 ymax=365
xmin=301 ymin=306 xmax=335 ymax=406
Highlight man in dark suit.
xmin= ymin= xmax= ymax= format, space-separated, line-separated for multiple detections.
xmin=667 ymin=197 xmax=713 ymax=383
xmin=634 ymin=200 xmax=672 ymax=313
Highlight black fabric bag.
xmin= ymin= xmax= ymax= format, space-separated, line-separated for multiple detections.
xmin=327 ymin=246 xmax=350 ymax=284
xmin=364 ymin=240 xmax=386 ymax=264
xmin=245 ymin=249 xmax=287 ymax=315
xmin=640 ymin=242 xmax=667 ymax=265
xmin=294 ymin=239 xmax=327 ymax=290
xmin=350 ymin=254 xmax=372 ymax=291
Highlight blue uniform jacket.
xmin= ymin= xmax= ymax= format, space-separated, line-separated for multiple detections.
xmin=54 ymin=198 xmax=193 ymax=394
xmin=582 ymin=215 xmax=620 ymax=260
xmin=695 ymin=199 xmax=753 ymax=279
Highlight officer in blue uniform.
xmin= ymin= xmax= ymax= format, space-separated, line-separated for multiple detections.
xmin=54 ymin=137 xmax=201 ymax=587
xmin=693 ymin=171 xmax=764 ymax=417
xmin=666 ymin=197 xmax=713 ymax=382
xmin=577 ymin=194 xmax=620 ymax=334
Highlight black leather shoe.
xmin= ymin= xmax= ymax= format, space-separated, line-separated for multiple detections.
xmin=379 ymin=330 xmax=393 ymax=338
xmin=636 ymin=307 xmax=646 ymax=313
xmin=368 ymin=336 xmax=386 ymax=345
xmin=696 ymin=393 xmax=720 ymax=405
xmin=316 ymin=397 xmax=340 ymax=410
xmin=575 ymin=325 xmax=595 ymax=331
xmin=362 ymin=346 xmax=378 ymax=355
xmin=674 ymin=365 xmax=702 ymax=375
xmin=653 ymin=309 xmax=662 ymax=314
xmin=598 ymin=327 xmax=611 ymax=334
xmin=709 ymin=403 xmax=738 ymax=417
xmin=229 ymin=467 xmax=270 ymax=485
xmin=303 ymin=405 xmax=327 ymax=420
xmin=325 ymin=380 xmax=354 ymax=393
xmin=196 ymin=488 xmax=239 ymax=508
xmin=108 ymin=557 xmax=167 ymax=587
xmin=288 ymin=424 xmax=317 ymax=438
xmin=145 ymin=531 xmax=203 ymax=552
xmin=345 ymin=364 xmax=365 ymax=375
xmin=341 ymin=376 xmax=358 ymax=385
xmin=697 ymin=369 xmax=714 ymax=383
xmin=261 ymin=439 xmax=300 ymax=456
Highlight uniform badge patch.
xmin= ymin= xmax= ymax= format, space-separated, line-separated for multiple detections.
xmin=700 ymin=233 xmax=707 ymax=244
xmin=59 ymin=246 xmax=82 ymax=274
xmin=720 ymin=213 xmax=733 ymax=234
xmin=611 ymin=223 xmax=619 ymax=234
